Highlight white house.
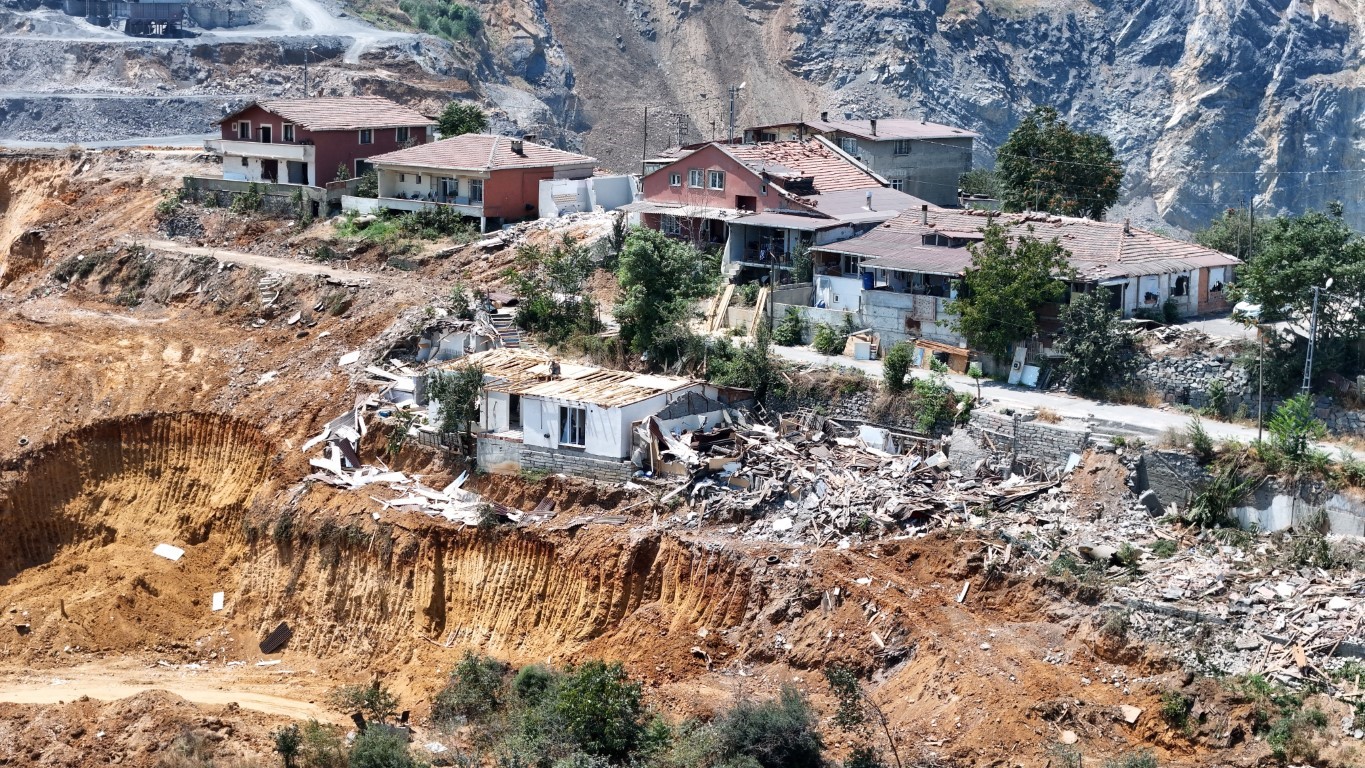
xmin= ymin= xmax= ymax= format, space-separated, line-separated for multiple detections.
xmin=446 ymin=349 xmax=716 ymax=479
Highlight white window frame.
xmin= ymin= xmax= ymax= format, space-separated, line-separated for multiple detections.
xmin=890 ymin=179 xmax=904 ymax=191
xmin=893 ymin=139 xmax=913 ymax=155
xmin=282 ymin=123 xmax=295 ymax=142
xmin=396 ymin=126 xmax=411 ymax=143
xmin=559 ymin=406 xmax=586 ymax=447
xmin=707 ymin=170 xmax=725 ymax=190
xmin=839 ymin=137 xmax=858 ymax=155
xmin=669 ymin=172 xmax=682 ymax=187
xmin=358 ymin=128 xmax=374 ymax=145
xmin=660 ymin=214 xmax=681 ymax=236
xmin=415 ymin=174 xmax=422 ymax=184
xmin=687 ymin=169 xmax=704 ymax=188
xmin=240 ymin=156 xmax=248 ymax=167
xmin=236 ymin=120 xmax=251 ymax=140
xmin=469 ymin=178 xmax=484 ymax=203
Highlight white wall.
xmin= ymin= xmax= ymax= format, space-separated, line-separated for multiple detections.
xmin=538 ymin=175 xmax=639 ymax=218
xmin=382 ymin=169 xmax=436 ymax=199
xmin=511 ymin=388 xmax=706 ymax=459
xmin=815 ymin=275 xmax=864 ymax=310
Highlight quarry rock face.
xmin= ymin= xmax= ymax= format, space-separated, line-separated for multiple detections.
xmin=522 ymin=0 xmax=1365 ymax=229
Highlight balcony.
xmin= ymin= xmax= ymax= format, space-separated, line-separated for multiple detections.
xmin=205 ymin=139 xmax=314 ymax=163
xmin=375 ymin=197 xmax=484 ymax=219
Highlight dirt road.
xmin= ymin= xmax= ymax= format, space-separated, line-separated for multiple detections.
xmin=122 ymin=236 xmax=414 ymax=288
xmin=0 ymin=664 xmax=335 ymax=722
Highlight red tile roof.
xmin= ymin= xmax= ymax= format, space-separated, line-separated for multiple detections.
xmin=824 ymin=208 xmax=1241 ymax=280
xmin=220 ymin=97 xmax=435 ymax=131
xmin=367 ymin=134 xmax=597 ymax=172
xmin=722 ymin=139 xmax=884 ymax=194
xmin=751 ymin=117 xmax=979 ymax=141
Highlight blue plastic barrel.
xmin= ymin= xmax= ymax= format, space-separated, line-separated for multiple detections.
xmin=861 ymin=271 xmax=874 ymax=290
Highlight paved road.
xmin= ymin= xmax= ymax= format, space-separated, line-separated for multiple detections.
xmin=773 ymin=344 xmax=1296 ymax=447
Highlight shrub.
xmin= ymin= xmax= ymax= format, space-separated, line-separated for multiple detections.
xmin=912 ymin=373 xmax=955 ymax=433
xmin=1103 ymin=754 xmax=1158 ymax=768
xmin=1161 ymin=297 xmax=1180 ymax=324
xmin=773 ymin=307 xmax=806 ymax=346
xmin=299 ymin=721 xmax=348 ymax=768
xmin=1185 ymin=463 xmax=1255 ymax=528
xmin=230 ymin=182 xmax=263 ymax=213
xmin=329 ymin=683 xmax=399 ymax=724
xmin=512 ymin=664 xmax=558 ymax=705
xmin=882 ymin=342 xmax=912 ymax=394
xmin=1149 ymin=539 xmax=1177 ymax=558
xmin=736 ymin=282 xmax=760 ymax=307
xmin=1287 ymin=509 xmax=1333 ymax=569
xmin=1158 ymin=690 xmax=1192 ymax=729
xmin=432 ymin=651 xmax=508 ymax=725
xmin=811 ymin=322 xmax=844 ymax=355
xmin=1205 ymin=378 xmax=1228 ymax=416
xmin=349 ymin=727 xmax=420 ymax=768
xmin=712 ymin=686 xmax=823 ymax=768
xmin=844 ymin=745 xmax=886 ymax=768
xmin=1187 ymin=416 xmax=1214 ymax=463
xmin=551 ymin=661 xmax=647 ymax=762
xmin=1267 ymin=393 xmax=1327 ymax=468
xmin=273 ymin=724 xmax=303 ymax=768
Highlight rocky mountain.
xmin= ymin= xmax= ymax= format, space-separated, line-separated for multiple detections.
xmin=476 ymin=0 xmax=1365 ymax=231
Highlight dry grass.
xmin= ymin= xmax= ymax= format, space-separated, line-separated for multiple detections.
xmin=1105 ymin=386 xmax=1163 ymax=408
xmin=1034 ymin=407 xmax=1062 ymax=423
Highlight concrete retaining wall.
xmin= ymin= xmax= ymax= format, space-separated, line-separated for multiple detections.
xmin=183 ymin=176 xmax=325 ymax=216
xmin=966 ymin=410 xmax=1090 ymax=468
xmin=475 ymin=436 xmax=631 ymax=482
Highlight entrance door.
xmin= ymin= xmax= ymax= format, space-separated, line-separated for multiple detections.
xmin=261 ymin=159 xmax=278 ymax=183
xmin=259 ymin=125 xmax=271 ymax=144
xmin=441 ymin=178 xmax=458 ymax=202
xmin=509 ymin=394 xmax=521 ymax=429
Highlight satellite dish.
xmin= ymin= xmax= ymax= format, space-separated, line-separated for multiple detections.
xmin=1326 ymin=277 xmax=1335 ymax=289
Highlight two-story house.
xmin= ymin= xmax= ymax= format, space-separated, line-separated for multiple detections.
xmin=628 ymin=137 xmax=930 ymax=282
xmin=362 ymin=134 xmax=597 ymax=231
xmin=743 ymin=114 xmax=978 ymax=207
xmin=208 ymin=97 xmax=435 ymax=187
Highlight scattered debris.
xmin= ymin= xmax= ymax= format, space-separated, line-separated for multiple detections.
xmin=151 ymin=544 xmax=185 ymax=562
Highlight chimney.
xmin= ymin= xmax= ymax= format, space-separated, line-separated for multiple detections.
xmin=820 ymin=111 xmax=828 ymax=122
xmin=921 ymin=204 xmax=929 ymax=225
xmin=870 ymin=118 xmax=877 ymax=136
xmin=1123 ymin=218 xmax=1131 ymax=233
xmin=866 ymin=190 xmax=873 ymax=210
xmin=510 ymin=138 xmax=524 ymax=155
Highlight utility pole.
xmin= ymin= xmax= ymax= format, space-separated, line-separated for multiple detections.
xmin=673 ymin=112 xmax=688 ymax=149
xmin=641 ymin=105 xmax=649 ymax=175
xmin=727 ymin=84 xmax=743 ymax=145
xmin=1257 ymin=325 xmax=1265 ymax=442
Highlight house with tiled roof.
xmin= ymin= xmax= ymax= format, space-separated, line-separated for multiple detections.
xmin=363 ymin=134 xmax=597 ymax=231
xmin=743 ymin=113 xmax=978 ymax=206
xmin=627 ymin=137 xmax=930 ymax=283
xmin=208 ymin=97 xmax=436 ymax=187
xmin=801 ymin=208 xmax=1241 ymax=363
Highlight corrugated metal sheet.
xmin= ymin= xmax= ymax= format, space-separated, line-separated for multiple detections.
xmin=445 ymin=348 xmax=700 ymax=408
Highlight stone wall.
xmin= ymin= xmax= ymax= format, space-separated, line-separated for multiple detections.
xmin=475 ymin=436 xmax=631 ymax=482
xmin=966 ymin=410 xmax=1091 ymax=468
xmin=1137 ymin=354 xmax=1250 ymax=411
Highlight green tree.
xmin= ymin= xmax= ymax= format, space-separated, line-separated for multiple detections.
xmin=1231 ymin=203 xmax=1365 ymax=388
xmin=1195 ymin=207 xmax=1258 ymax=262
xmin=330 ymin=683 xmax=400 ymax=725
xmin=958 ymin=167 xmax=1002 ymax=199
xmin=948 ymin=219 xmax=1073 ymax=358
xmin=772 ymin=306 xmax=806 ymax=346
xmin=1055 ymin=288 xmax=1133 ymax=395
xmin=967 ymin=362 xmax=984 ymax=400
xmin=299 ymin=721 xmax=348 ymax=768
xmin=349 ymin=727 xmax=422 ymax=768
xmin=427 ymin=364 xmax=484 ymax=441
xmin=997 ymin=106 xmax=1122 ymax=219
xmin=709 ymin=327 xmax=782 ymax=403
xmin=551 ymin=661 xmax=647 ymax=762
xmin=615 ymin=227 xmax=715 ymax=357
xmin=882 ymin=341 xmax=913 ymax=394
xmin=273 ymin=724 xmax=303 ymax=768
xmin=437 ymin=102 xmax=488 ymax=138
xmin=506 ymin=235 xmax=599 ymax=343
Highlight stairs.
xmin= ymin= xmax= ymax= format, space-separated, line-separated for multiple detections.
xmin=491 ymin=313 xmax=521 ymax=348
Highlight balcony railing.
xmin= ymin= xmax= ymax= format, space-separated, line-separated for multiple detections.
xmin=375 ymin=197 xmax=484 ymax=218
xmin=205 ymin=139 xmax=313 ymax=162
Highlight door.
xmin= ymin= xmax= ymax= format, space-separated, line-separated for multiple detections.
xmin=509 ymin=394 xmax=521 ymax=429
xmin=441 ymin=177 xmax=458 ymax=202
xmin=259 ymin=125 xmax=271 ymax=144
xmin=261 ymin=159 xmax=278 ymax=183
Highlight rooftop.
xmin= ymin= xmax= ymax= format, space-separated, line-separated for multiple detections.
xmin=823 ymin=209 xmax=1241 ymax=280
xmin=367 ymin=134 xmax=597 ymax=172
xmin=724 ymin=139 xmax=883 ymax=194
xmin=754 ymin=117 xmax=980 ymax=142
xmin=448 ymin=348 xmax=699 ymax=408
xmin=220 ymin=97 xmax=435 ymax=131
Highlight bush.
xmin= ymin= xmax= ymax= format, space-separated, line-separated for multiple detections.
xmin=512 ymin=664 xmax=557 ymax=705
xmin=399 ymin=0 xmax=481 ymax=42
xmin=736 ymin=282 xmax=760 ymax=307
xmin=329 ymin=683 xmax=399 ymax=724
xmin=349 ymin=727 xmax=420 ymax=768
xmin=230 ymin=182 xmax=263 ymax=213
xmin=1103 ymin=754 xmax=1158 ymax=768
xmin=1161 ymin=297 xmax=1180 ymax=324
xmin=1185 ymin=462 xmax=1255 ymax=528
xmin=1158 ymin=690 xmax=1192 ymax=729
xmin=299 ymin=721 xmax=348 ymax=768
xmin=1267 ymin=393 xmax=1327 ymax=468
xmin=551 ymin=661 xmax=647 ymax=762
xmin=1187 ymin=416 xmax=1214 ymax=463
xmin=432 ymin=651 xmax=508 ymax=725
xmin=773 ymin=307 xmax=806 ymax=346
xmin=274 ymin=724 xmax=303 ymax=768
xmin=811 ymin=322 xmax=844 ymax=356
xmin=712 ymin=686 xmax=823 ymax=768
xmin=882 ymin=342 xmax=912 ymax=394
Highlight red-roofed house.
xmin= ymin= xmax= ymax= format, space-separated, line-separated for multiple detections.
xmin=362 ymin=134 xmax=597 ymax=231
xmin=207 ymin=97 xmax=436 ymax=187
xmin=743 ymin=114 xmax=978 ymax=206
xmin=801 ymin=208 xmax=1240 ymax=362
xmin=629 ymin=137 xmax=930 ymax=282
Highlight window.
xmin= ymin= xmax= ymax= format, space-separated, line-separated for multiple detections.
xmin=688 ymin=169 xmax=704 ymax=188
xmin=1208 ymin=266 xmax=1226 ymax=293
xmin=660 ymin=214 xmax=681 ymax=236
xmin=893 ymin=139 xmax=913 ymax=155
xmin=282 ymin=123 xmax=294 ymax=142
xmin=760 ymin=184 xmax=767 ymax=196
xmin=415 ymin=175 xmax=422 ymax=184
xmin=399 ymin=173 xmax=406 ymax=182
xmin=890 ymin=179 xmax=904 ymax=191
xmin=469 ymin=178 xmax=483 ymax=203
xmin=358 ymin=129 xmax=374 ymax=145
xmin=669 ymin=172 xmax=682 ymax=187
xmin=839 ymin=137 xmax=858 ymax=155
xmin=259 ymin=125 xmax=272 ymax=143
xmin=236 ymin=121 xmax=250 ymax=140
xmin=559 ymin=406 xmax=586 ymax=447
xmin=240 ymin=157 xmax=248 ymax=167
xmin=708 ymin=170 xmax=726 ymax=190
xmin=757 ymin=131 xmax=777 ymax=143
xmin=396 ymin=126 xmax=411 ymax=143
